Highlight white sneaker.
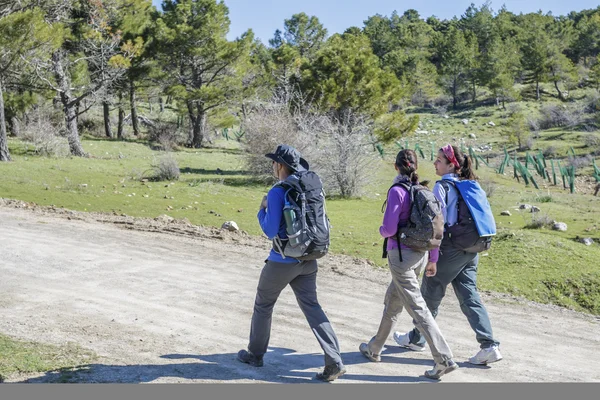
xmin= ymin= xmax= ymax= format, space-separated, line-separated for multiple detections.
xmin=468 ymin=345 xmax=503 ymax=365
xmin=393 ymin=331 xmax=426 ymax=352
xmin=424 ymin=360 xmax=459 ymax=380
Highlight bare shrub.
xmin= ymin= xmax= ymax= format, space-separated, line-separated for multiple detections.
xmin=525 ymin=136 xmax=535 ymax=150
xmin=585 ymin=92 xmax=600 ymax=114
xmin=543 ymin=145 xmax=557 ymax=158
xmin=433 ymin=104 xmax=448 ymax=116
xmin=583 ymin=133 xmax=600 ymax=148
xmin=148 ymin=121 xmax=185 ymax=151
xmin=526 ymin=115 xmax=540 ymax=135
xmin=430 ymin=95 xmax=452 ymax=108
xmin=524 ymin=213 xmax=554 ymax=229
xmin=538 ymin=104 xmax=584 ymax=130
xmin=567 ymin=154 xmax=594 ymax=169
xmin=242 ymin=95 xmax=378 ymax=197
xmin=151 ymin=154 xmax=180 ymax=181
xmin=241 ymin=99 xmax=313 ymax=179
xmin=479 ymin=178 xmax=497 ymax=198
xmin=21 ymin=108 xmax=69 ymax=157
xmin=307 ymin=112 xmax=378 ymax=198
xmin=78 ymin=117 xmax=103 ymax=137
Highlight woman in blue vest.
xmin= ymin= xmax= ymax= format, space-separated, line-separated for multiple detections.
xmin=393 ymin=144 xmax=503 ymax=365
xmin=359 ymin=149 xmax=458 ymax=380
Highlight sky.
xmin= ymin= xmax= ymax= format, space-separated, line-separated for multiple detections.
xmin=151 ymin=0 xmax=599 ymax=43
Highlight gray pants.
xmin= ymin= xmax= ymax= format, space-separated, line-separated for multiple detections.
xmin=410 ymin=242 xmax=500 ymax=349
xmin=367 ymin=248 xmax=453 ymax=364
xmin=248 ymin=259 xmax=343 ymax=367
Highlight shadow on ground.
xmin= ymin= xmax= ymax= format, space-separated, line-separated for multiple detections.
xmin=21 ymin=346 xmax=438 ymax=384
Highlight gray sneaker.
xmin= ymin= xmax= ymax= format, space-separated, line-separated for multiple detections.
xmin=424 ymin=360 xmax=459 ymax=380
xmin=359 ymin=343 xmax=381 ymax=362
xmin=315 ymin=363 xmax=346 ymax=382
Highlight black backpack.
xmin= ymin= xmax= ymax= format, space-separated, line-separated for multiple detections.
xmin=273 ymin=171 xmax=330 ymax=261
xmin=382 ymin=182 xmax=444 ymax=260
xmin=439 ymin=180 xmax=494 ymax=253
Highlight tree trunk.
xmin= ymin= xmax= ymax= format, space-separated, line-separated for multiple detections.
xmin=0 ymin=80 xmax=12 ymax=161
xmin=472 ymin=80 xmax=477 ymax=103
xmin=129 ymin=75 xmax=139 ymax=136
xmin=452 ymin=79 xmax=458 ymax=109
xmin=536 ymin=79 xmax=540 ymax=101
xmin=148 ymin=96 xmax=153 ymax=113
xmin=103 ymin=102 xmax=112 ymax=138
xmin=159 ymin=96 xmax=164 ymax=113
xmin=117 ymin=92 xmax=124 ymax=139
xmin=51 ymin=51 xmax=86 ymax=157
xmin=191 ymin=105 xmax=206 ymax=148
xmin=554 ymin=80 xmax=565 ymax=101
xmin=10 ymin=116 xmax=20 ymax=137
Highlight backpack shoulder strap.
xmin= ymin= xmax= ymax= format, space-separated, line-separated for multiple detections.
xmin=381 ymin=181 xmax=412 ymax=213
xmin=437 ymin=179 xmax=458 ymax=204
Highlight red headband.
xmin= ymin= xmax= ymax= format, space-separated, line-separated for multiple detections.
xmin=441 ymin=144 xmax=460 ymax=169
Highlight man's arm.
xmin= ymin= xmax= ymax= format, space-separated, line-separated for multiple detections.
xmin=257 ymin=187 xmax=285 ymax=239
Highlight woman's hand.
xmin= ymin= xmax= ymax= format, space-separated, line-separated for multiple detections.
xmin=425 ymin=262 xmax=437 ymax=277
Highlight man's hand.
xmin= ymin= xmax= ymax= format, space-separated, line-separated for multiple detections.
xmin=260 ymin=195 xmax=268 ymax=210
xmin=425 ymin=262 xmax=437 ymax=277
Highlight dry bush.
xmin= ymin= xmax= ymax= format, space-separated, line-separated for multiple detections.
xmin=242 ymin=95 xmax=378 ymax=197
xmin=479 ymin=178 xmax=497 ymax=198
xmin=21 ymin=108 xmax=69 ymax=157
xmin=524 ymin=213 xmax=554 ymax=229
xmin=583 ymin=133 xmax=600 ymax=148
xmin=567 ymin=154 xmax=594 ymax=169
xmin=538 ymin=104 xmax=584 ymax=130
xmin=585 ymin=92 xmax=600 ymax=114
xmin=241 ymin=100 xmax=313 ymax=179
xmin=148 ymin=121 xmax=185 ymax=151
xmin=151 ymin=154 xmax=180 ymax=181
xmin=78 ymin=117 xmax=104 ymax=137
xmin=543 ymin=145 xmax=558 ymax=158
xmin=307 ymin=112 xmax=378 ymax=198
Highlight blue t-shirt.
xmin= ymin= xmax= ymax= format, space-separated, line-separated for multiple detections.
xmin=257 ymin=185 xmax=299 ymax=264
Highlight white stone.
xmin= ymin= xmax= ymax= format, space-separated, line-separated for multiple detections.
xmin=552 ymin=222 xmax=567 ymax=232
xmin=221 ymin=221 xmax=239 ymax=231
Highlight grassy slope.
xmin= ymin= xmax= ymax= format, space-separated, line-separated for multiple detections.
xmin=2 ymin=86 xmax=600 ymax=314
xmin=2 ymin=133 xmax=600 ymax=314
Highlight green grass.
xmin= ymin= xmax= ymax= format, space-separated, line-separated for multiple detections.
xmin=0 ymin=333 xmax=96 ymax=382
xmin=2 ymin=120 xmax=600 ymax=315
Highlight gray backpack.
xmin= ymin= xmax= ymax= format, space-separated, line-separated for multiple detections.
xmin=382 ymin=182 xmax=444 ymax=260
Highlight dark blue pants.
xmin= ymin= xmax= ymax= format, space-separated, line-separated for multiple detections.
xmin=410 ymin=243 xmax=500 ymax=349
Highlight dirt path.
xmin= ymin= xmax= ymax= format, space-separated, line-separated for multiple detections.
xmin=1 ymin=203 xmax=599 ymax=383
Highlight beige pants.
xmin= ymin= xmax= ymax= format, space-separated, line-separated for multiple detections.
xmin=367 ymin=248 xmax=453 ymax=364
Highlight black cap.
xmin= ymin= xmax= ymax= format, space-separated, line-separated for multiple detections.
xmin=265 ymin=144 xmax=309 ymax=172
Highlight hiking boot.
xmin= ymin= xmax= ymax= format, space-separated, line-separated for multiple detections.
xmin=468 ymin=345 xmax=503 ymax=365
xmin=393 ymin=331 xmax=426 ymax=352
xmin=315 ymin=363 xmax=346 ymax=382
xmin=237 ymin=349 xmax=263 ymax=367
xmin=424 ymin=360 xmax=459 ymax=380
xmin=359 ymin=343 xmax=381 ymax=362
